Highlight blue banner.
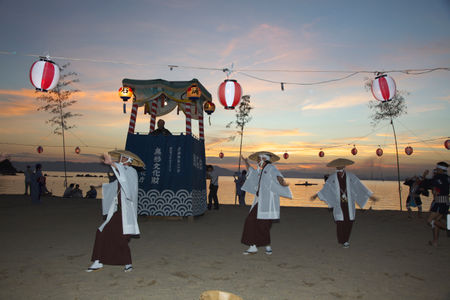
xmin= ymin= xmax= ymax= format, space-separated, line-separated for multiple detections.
xmin=126 ymin=133 xmax=207 ymax=216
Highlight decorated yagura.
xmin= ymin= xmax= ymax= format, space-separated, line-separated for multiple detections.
xmin=122 ymin=78 xmax=212 ymax=217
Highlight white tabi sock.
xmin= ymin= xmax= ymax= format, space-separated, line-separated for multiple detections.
xmin=86 ymin=260 xmax=103 ymax=272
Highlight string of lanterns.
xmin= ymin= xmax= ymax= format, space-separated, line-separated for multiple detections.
xmin=27 ymin=56 xmax=449 ymax=161
xmin=36 ymin=145 xmax=82 ymax=154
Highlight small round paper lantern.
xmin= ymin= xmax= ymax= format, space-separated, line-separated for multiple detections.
xmin=351 ymin=147 xmax=358 ymax=155
xmin=319 ymin=151 xmax=325 ymax=157
xmin=376 ymin=148 xmax=383 ymax=157
xmin=219 ymin=151 xmax=224 ymax=159
xmin=29 ymin=57 xmax=60 ymax=92
xmin=218 ymin=79 xmax=242 ymax=109
xmin=445 ymin=139 xmax=450 ymax=150
xmin=405 ymin=146 xmax=413 ymax=155
xmin=37 ymin=146 xmax=43 ymax=154
xmin=187 ymin=83 xmax=201 ymax=100
xmin=119 ymin=86 xmax=133 ymax=102
xmin=371 ymin=74 xmax=396 ymax=102
xmin=75 ymin=146 xmax=80 ymax=154
xmin=204 ymin=101 xmax=215 ymax=115
xmin=283 ymin=152 xmax=289 ymax=159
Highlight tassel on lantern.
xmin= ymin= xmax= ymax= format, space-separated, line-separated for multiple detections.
xmin=123 ymin=103 xmax=126 ymax=114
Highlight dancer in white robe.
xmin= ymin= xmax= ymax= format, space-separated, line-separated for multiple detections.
xmin=311 ymin=158 xmax=377 ymax=248
xmin=86 ymin=150 xmax=144 ymax=272
xmin=240 ymin=151 xmax=292 ymax=255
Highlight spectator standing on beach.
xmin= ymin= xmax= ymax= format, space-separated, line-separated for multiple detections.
xmin=234 ymin=170 xmax=247 ymax=206
xmin=24 ymin=165 xmax=33 ymax=195
xmin=149 ymin=119 xmax=172 ymax=136
xmin=206 ymin=165 xmax=219 ymax=210
xmin=30 ymin=164 xmax=43 ymax=204
xmin=63 ymin=183 xmax=75 ymax=197
xmin=85 ymin=185 xmax=97 ymax=199
xmin=86 ymin=150 xmax=143 ymax=273
xmin=311 ymin=158 xmax=377 ymax=248
xmin=240 ymin=152 xmax=292 ymax=255
xmin=425 ymin=161 xmax=449 ymax=247
xmin=72 ymin=184 xmax=83 ymax=198
xmin=403 ymin=170 xmax=429 ymax=218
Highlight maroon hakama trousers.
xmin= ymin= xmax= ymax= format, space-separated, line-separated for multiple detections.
xmin=91 ymin=198 xmax=132 ymax=265
xmin=241 ymin=204 xmax=273 ymax=247
xmin=336 ymin=201 xmax=353 ymax=244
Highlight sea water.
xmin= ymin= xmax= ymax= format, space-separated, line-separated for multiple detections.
xmin=0 ymin=172 xmax=432 ymax=211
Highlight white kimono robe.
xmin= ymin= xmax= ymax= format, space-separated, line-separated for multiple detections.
xmin=100 ymin=163 xmax=140 ymax=235
xmin=241 ymin=164 xmax=292 ymax=220
xmin=317 ymin=171 xmax=372 ymax=221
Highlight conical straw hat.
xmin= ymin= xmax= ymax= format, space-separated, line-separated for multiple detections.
xmin=200 ymin=290 xmax=243 ymax=300
xmin=248 ymin=151 xmax=280 ymax=163
xmin=326 ymin=158 xmax=354 ymax=168
xmin=108 ymin=150 xmax=145 ymax=167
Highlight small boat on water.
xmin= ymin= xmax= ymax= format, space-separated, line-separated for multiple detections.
xmin=295 ymin=181 xmax=317 ymax=186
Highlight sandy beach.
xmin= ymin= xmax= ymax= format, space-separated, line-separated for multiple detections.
xmin=0 ymin=194 xmax=449 ymax=300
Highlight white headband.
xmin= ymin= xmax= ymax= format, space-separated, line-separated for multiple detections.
xmin=436 ymin=165 xmax=448 ymax=171
xmin=120 ymin=155 xmax=133 ymax=164
xmin=259 ymin=154 xmax=271 ymax=161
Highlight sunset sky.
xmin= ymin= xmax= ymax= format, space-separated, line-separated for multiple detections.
xmin=0 ymin=0 xmax=449 ymax=178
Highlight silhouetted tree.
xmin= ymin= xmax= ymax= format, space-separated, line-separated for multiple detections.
xmin=226 ymin=95 xmax=253 ymax=205
xmin=35 ymin=62 xmax=82 ymax=187
xmin=365 ymin=77 xmax=408 ymax=210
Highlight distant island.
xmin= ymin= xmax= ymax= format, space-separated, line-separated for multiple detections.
xmin=0 ymin=159 xmax=19 ymax=175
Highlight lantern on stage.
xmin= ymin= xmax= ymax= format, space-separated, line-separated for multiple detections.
xmin=371 ymin=74 xmax=396 ymax=102
xmin=351 ymin=146 xmax=358 ymax=155
xmin=75 ymin=146 xmax=80 ymax=154
xmin=219 ymin=151 xmax=224 ymax=159
xmin=37 ymin=146 xmax=43 ymax=154
xmin=405 ymin=146 xmax=413 ymax=155
xmin=445 ymin=139 xmax=450 ymax=150
xmin=376 ymin=148 xmax=383 ymax=157
xmin=204 ymin=101 xmax=215 ymax=115
xmin=187 ymin=83 xmax=201 ymax=100
xmin=218 ymin=79 xmax=242 ymax=109
xmin=119 ymin=86 xmax=133 ymax=114
xmin=29 ymin=57 xmax=60 ymax=92
xmin=204 ymin=101 xmax=216 ymax=125
xmin=319 ymin=151 xmax=325 ymax=157
xmin=283 ymin=152 xmax=289 ymax=159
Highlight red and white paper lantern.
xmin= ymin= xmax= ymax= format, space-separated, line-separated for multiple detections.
xmin=405 ymin=146 xmax=413 ymax=155
xmin=218 ymin=79 xmax=242 ymax=109
xmin=371 ymin=74 xmax=396 ymax=102
xmin=283 ymin=152 xmax=289 ymax=159
xmin=75 ymin=146 xmax=80 ymax=154
xmin=319 ymin=151 xmax=325 ymax=157
xmin=376 ymin=148 xmax=383 ymax=157
xmin=219 ymin=151 xmax=224 ymax=159
xmin=445 ymin=139 xmax=450 ymax=150
xmin=37 ymin=146 xmax=43 ymax=154
xmin=29 ymin=57 xmax=60 ymax=92
xmin=351 ymin=147 xmax=358 ymax=155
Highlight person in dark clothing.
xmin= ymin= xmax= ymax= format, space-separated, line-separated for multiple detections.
xmin=403 ymin=170 xmax=429 ymax=218
xmin=206 ymin=165 xmax=219 ymax=210
xmin=425 ymin=162 xmax=449 ymax=247
xmin=149 ymin=119 xmax=172 ymax=136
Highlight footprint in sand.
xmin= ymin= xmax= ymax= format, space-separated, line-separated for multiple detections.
xmin=277 ymin=263 xmax=302 ymax=269
xmin=302 ymin=280 xmax=315 ymax=287
xmin=172 ymin=271 xmax=190 ymax=279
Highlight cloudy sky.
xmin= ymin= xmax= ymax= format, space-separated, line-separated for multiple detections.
xmin=0 ymin=0 xmax=449 ymax=177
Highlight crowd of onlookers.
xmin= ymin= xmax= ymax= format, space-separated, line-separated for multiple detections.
xmin=63 ymin=183 xmax=98 ymax=198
